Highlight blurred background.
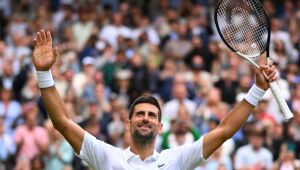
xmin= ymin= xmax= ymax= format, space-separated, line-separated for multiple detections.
xmin=0 ymin=0 xmax=300 ymax=169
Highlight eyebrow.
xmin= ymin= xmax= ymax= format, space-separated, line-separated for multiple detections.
xmin=135 ymin=111 xmax=158 ymax=116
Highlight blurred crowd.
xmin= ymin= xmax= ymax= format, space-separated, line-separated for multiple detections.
xmin=0 ymin=0 xmax=300 ymax=169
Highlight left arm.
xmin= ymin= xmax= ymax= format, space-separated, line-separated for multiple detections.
xmin=203 ymin=99 xmax=253 ymax=159
xmin=203 ymin=63 xmax=277 ymax=159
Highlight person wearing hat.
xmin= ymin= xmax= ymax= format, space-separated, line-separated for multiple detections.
xmin=72 ymin=56 xmax=96 ymax=97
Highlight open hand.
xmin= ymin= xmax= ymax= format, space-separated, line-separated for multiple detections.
xmin=33 ymin=30 xmax=58 ymax=71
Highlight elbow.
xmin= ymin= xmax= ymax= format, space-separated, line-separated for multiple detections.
xmin=52 ymin=118 xmax=70 ymax=132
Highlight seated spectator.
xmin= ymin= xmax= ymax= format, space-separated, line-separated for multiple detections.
xmin=234 ymin=124 xmax=273 ymax=170
xmin=0 ymin=116 xmax=15 ymax=169
xmin=14 ymin=102 xmax=49 ymax=167
xmin=44 ymin=120 xmax=73 ymax=170
xmin=0 ymin=88 xmax=22 ymax=135
xmin=161 ymin=119 xmax=200 ymax=150
xmin=162 ymin=82 xmax=197 ymax=130
xmin=272 ymin=143 xmax=300 ymax=169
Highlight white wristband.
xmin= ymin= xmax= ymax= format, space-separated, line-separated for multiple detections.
xmin=244 ymin=84 xmax=266 ymax=107
xmin=36 ymin=70 xmax=55 ymax=88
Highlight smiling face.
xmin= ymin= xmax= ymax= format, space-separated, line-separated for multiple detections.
xmin=126 ymin=103 xmax=163 ymax=144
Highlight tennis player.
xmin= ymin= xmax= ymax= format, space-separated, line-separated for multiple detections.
xmin=33 ymin=30 xmax=277 ymax=169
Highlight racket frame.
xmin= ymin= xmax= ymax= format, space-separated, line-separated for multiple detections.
xmin=214 ymin=0 xmax=293 ymax=120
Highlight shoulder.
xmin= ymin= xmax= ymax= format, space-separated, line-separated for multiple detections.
xmin=35 ymin=126 xmax=48 ymax=133
xmin=15 ymin=125 xmax=26 ymax=131
xmin=81 ymin=132 xmax=121 ymax=153
xmin=260 ymin=147 xmax=272 ymax=156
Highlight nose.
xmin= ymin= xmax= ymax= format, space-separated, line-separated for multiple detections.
xmin=142 ymin=113 xmax=149 ymax=123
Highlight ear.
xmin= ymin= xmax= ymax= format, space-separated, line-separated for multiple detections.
xmin=125 ymin=119 xmax=131 ymax=131
xmin=158 ymin=123 xmax=163 ymax=134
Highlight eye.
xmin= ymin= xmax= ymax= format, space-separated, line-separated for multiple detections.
xmin=148 ymin=112 xmax=157 ymax=119
xmin=136 ymin=111 xmax=144 ymax=116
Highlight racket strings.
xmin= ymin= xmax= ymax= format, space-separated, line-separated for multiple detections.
xmin=216 ymin=0 xmax=269 ymax=57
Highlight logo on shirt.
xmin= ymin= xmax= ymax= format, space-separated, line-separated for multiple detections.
xmin=157 ymin=163 xmax=165 ymax=168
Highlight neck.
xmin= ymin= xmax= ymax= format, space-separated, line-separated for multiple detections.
xmin=130 ymin=139 xmax=155 ymax=160
xmin=251 ymin=145 xmax=260 ymax=152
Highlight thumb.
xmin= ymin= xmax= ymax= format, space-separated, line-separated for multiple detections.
xmin=53 ymin=47 xmax=59 ymax=61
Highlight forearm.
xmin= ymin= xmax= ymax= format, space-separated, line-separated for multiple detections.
xmin=40 ymin=86 xmax=70 ymax=130
xmin=40 ymin=85 xmax=85 ymax=154
xmin=203 ymin=84 xmax=265 ymax=158
xmin=220 ymin=84 xmax=266 ymax=138
xmin=218 ymin=99 xmax=253 ymax=139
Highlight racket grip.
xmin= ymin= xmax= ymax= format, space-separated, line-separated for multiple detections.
xmin=269 ymin=81 xmax=293 ymax=120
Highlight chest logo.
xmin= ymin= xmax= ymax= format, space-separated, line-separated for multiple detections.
xmin=158 ymin=163 xmax=165 ymax=168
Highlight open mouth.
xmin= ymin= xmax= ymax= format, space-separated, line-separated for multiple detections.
xmin=138 ymin=124 xmax=151 ymax=129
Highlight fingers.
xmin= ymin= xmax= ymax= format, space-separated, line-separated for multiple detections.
xmin=34 ymin=30 xmax=52 ymax=46
xmin=46 ymin=31 xmax=52 ymax=46
xmin=33 ymin=38 xmax=37 ymax=46
xmin=40 ymin=30 xmax=47 ymax=44
xmin=53 ymin=47 xmax=58 ymax=58
xmin=267 ymin=70 xmax=277 ymax=81
xmin=36 ymin=32 xmax=42 ymax=46
xmin=259 ymin=60 xmax=277 ymax=82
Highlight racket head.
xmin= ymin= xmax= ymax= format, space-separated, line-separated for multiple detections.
xmin=214 ymin=0 xmax=271 ymax=58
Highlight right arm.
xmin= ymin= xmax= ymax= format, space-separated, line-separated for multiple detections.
xmin=41 ymin=86 xmax=84 ymax=154
xmin=33 ymin=30 xmax=84 ymax=154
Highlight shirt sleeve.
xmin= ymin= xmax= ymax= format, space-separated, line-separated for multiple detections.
xmin=173 ymin=136 xmax=205 ymax=170
xmin=14 ymin=127 xmax=23 ymax=144
xmin=77 ymin=131 xmax=118 ymax=169
xmin=36 ymin=128 xmax=49 ymax=146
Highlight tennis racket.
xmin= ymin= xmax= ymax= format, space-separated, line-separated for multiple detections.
xmin=214 ymin=0 xmax=293 ymax=120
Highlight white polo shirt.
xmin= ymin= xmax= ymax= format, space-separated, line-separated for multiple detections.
xmin=78 ymin=132 xmax=205 ymax=170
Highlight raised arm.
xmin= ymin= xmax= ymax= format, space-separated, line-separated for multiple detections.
xmin=33 ymin=30 xmax=84 ymax=154
xmin=202 ymin=63 xmax=277 ymax=159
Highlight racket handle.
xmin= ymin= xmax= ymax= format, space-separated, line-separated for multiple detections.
xmin=269 ymin=81 xmax=293 ymax=120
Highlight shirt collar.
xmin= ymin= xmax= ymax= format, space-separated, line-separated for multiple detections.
xmin=123 ymin=147 xmax=159 ymax=162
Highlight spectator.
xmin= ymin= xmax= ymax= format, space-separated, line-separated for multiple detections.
xmin=14 ymin=102 xmax=49 ymax=166
xmin=0 ymin=60 xmax=15 ymax=90
xmin=273 ymin=143 xmax=300 ymax=169
xmin=234 ymin=124 xmax=273 ymax=170
xmin=163 ymin=20 xmax=193 ymax=60
xmin=72 ymin=56 xmax=96 ymax=97
xmin=72 ymin=6 xmax=96 ymax=50
xmin=162 ymin=81 xmax=197 ymax=130
xmin=44 ymin=120 xmax=73 ymax=170
xmin=160 ymin=119 xmax=200 ymax=150
xmin=99 ymin=12 xmax=132 ymax=50
xmin=0 ymin=88 xmax=22 ymax=135
xmin=0 ymin=116 xmax=15 ymax=169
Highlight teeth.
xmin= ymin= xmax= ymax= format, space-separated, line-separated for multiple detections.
xmin=139 ymin=125 xmax=150 ymax=128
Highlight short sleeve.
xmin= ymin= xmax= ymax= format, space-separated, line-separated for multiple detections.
xmin=14 ymin=127 xmax=23 ymax=144
xmin=78 ymin=132 xmax=118 ymax=169
xmin=172 ymin=136 xmax=205 ymax=170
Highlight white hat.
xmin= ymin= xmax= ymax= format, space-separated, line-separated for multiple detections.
xmin=115 ymin=69 xmax=132 ymax=80
xmin=82 ymin=56 xmax=95 ymax=66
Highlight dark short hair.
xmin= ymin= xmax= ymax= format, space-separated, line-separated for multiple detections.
xmin=129 ymin=95 xmax=162 ymax=122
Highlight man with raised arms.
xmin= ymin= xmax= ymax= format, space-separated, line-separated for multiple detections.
xmin=32 ymin=30 xmax=277 ymax=170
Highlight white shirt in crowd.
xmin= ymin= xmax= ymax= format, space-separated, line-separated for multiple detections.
xmin=78 ymin=132 xmax=205 ymax=170
xmin=234 ymin=144 xmax=273 ymax=170
xmin=162 ymin=99 xmax=197 ymax=121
